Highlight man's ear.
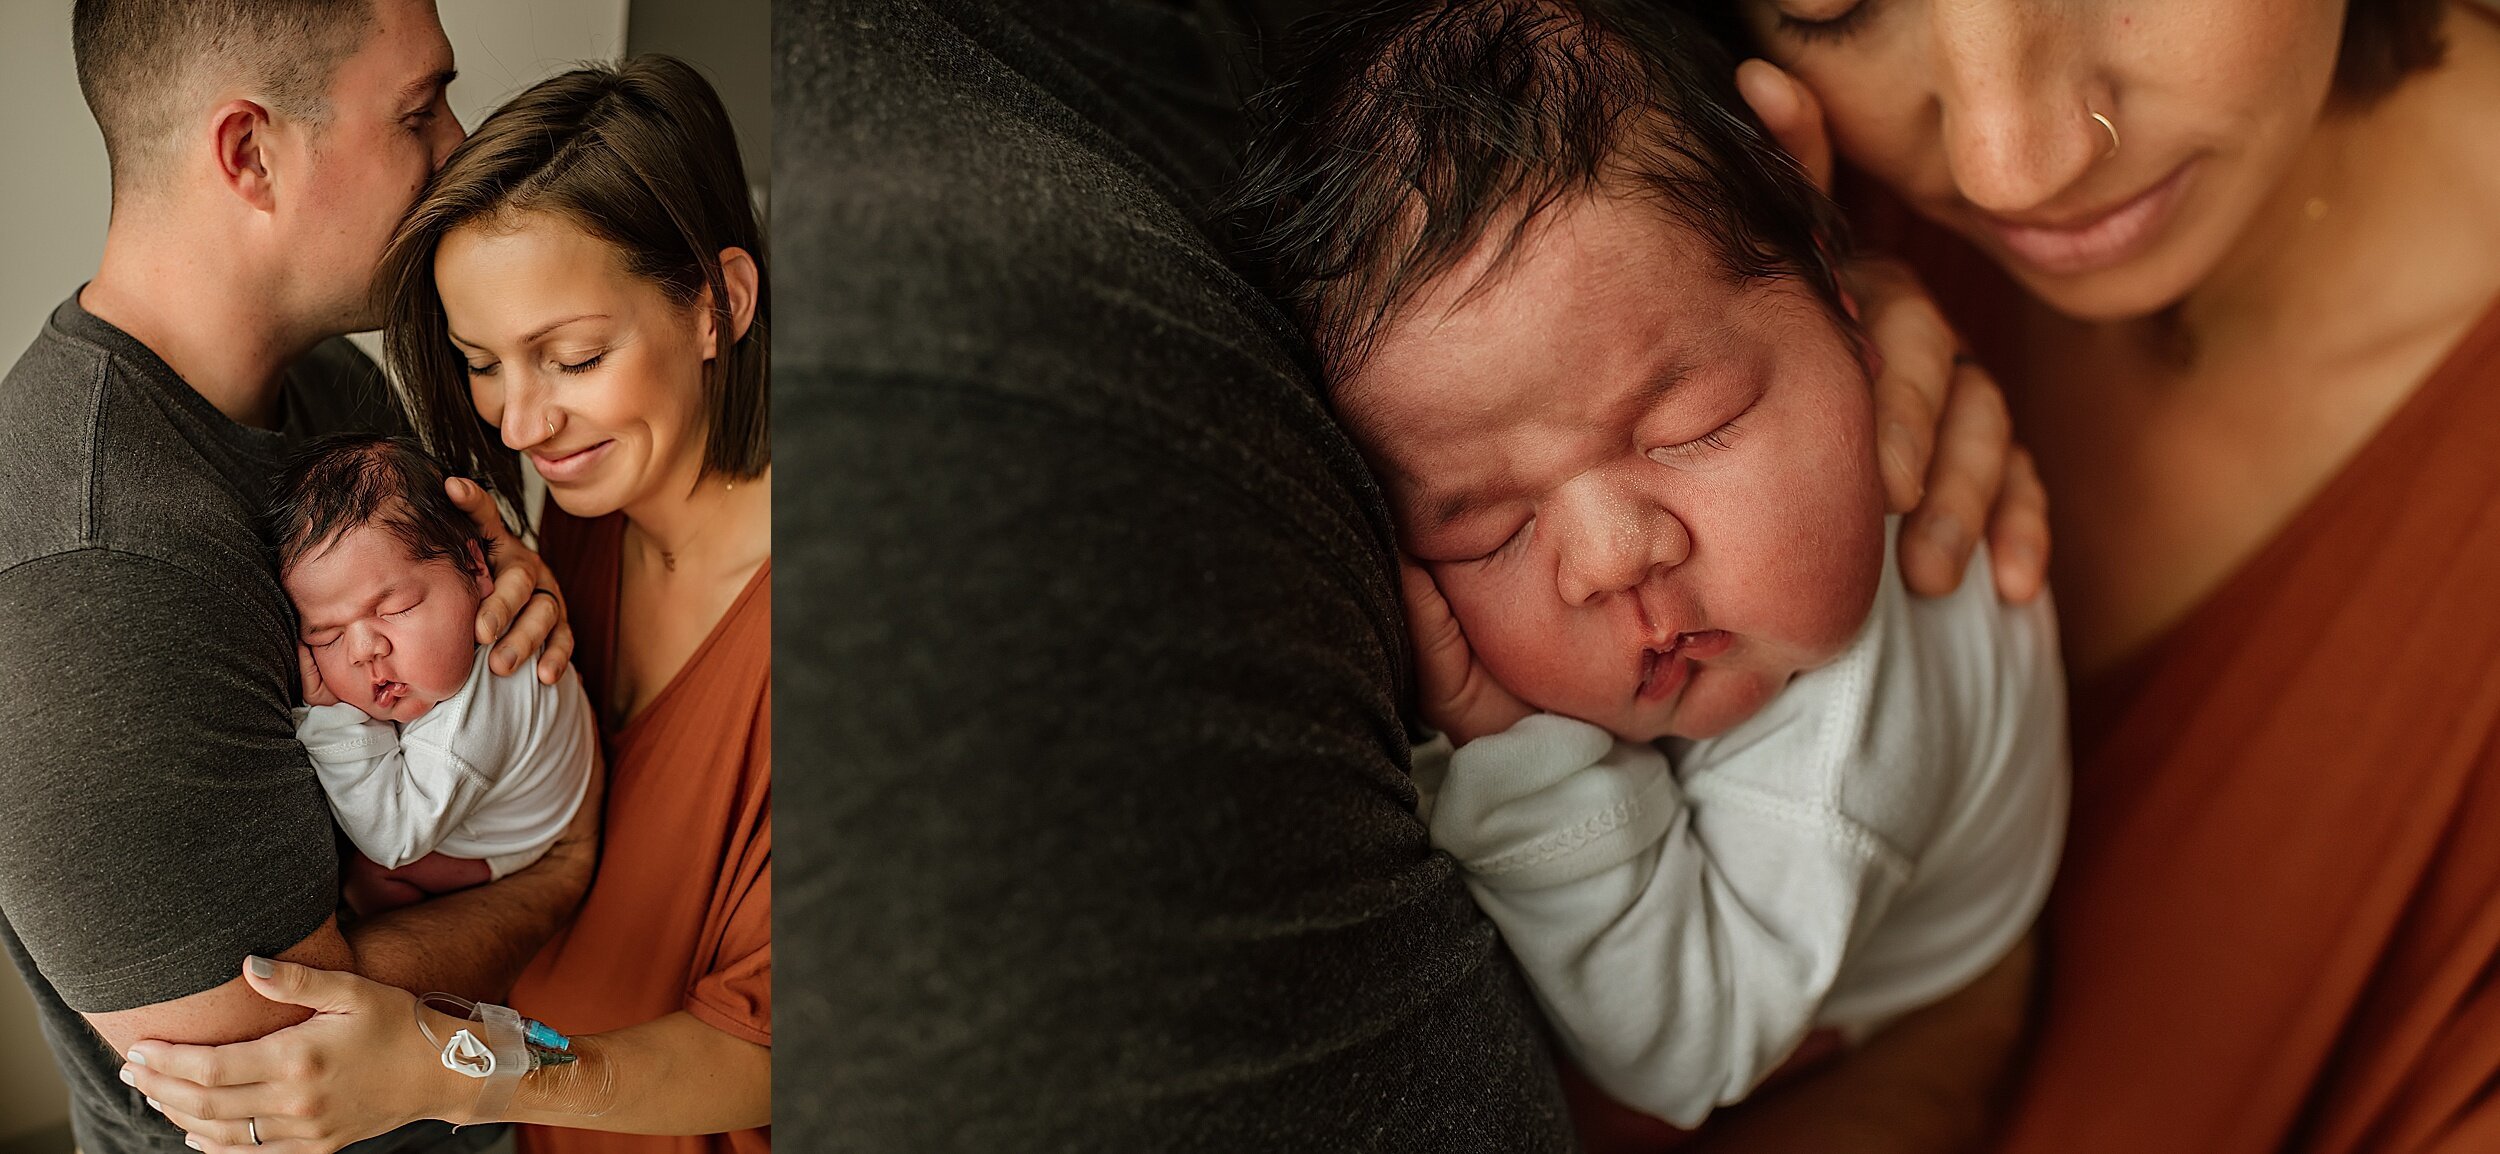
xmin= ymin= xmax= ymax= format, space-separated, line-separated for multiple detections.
xmin=211 ymin=99 xmax=279 ymax=212
xmin=700 ymin=247 xmax=761 ymax=358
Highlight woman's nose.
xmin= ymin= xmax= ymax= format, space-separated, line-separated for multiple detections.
xmin=499 ymin=381 xmax=550 ymax=451
xmin=1551 ymin=484 xmax=1690 ymax=607
xmin=1929 ymin=1 xmax=2104 ymax=216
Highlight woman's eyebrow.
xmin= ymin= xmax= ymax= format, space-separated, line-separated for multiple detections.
xmin=446 ymin=314 xmax=612 ymax=350
xmin=520 ymin=314 xmax=611 ymax=344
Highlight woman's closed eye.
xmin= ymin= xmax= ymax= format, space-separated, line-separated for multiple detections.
xmin=1768 ymin=0 xmax=1873 ymax=43
xmin=557 ymin=352 xmax=605 ymax=374
xmin=465 ymin=360 xmax=499 ymax=378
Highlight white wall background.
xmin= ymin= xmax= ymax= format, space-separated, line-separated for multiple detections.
xmin=0 ymin=3 xmax=640 ymax=1147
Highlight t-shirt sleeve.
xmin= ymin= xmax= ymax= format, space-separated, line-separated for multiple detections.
xmin=0 ymin=549 xmax=341 ymax=1013
xmin=684 ymin=701 xmax=770 ymax=1047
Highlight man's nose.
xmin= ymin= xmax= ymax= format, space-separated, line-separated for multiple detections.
xmin=1551 ymin=480 xmax=1689 ymax=607
xmin=431 ymin=113 xmax=467 ymax=169
xmin=1929 ymin=0 xmax=2106 ymax=216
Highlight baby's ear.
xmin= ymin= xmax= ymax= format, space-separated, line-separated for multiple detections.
xmin=465 ymin=538 xmax=494 ymax=591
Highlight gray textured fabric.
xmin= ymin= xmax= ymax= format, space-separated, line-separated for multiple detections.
xmin=776 ymin=1 xmax=1574 ymax=1148
xmin=0 ymin=295 xmax=469 ymax=1154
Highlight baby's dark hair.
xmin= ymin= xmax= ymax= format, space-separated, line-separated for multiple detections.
xmin=269 ymin=434 xmax=493 ymax=578
xmin=1222 ymin=0 xmax=1846 ymax=376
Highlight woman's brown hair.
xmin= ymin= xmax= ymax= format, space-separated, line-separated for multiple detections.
xmin=380 ymin=53 xmax=768 ymax=513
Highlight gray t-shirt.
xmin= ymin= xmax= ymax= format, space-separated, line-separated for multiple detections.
xmin=0 ymin=295 xmax=488 ymax=1154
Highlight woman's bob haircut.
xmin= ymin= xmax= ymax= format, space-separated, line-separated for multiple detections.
xmin=381 ymin=53 xmax=768 ymax=511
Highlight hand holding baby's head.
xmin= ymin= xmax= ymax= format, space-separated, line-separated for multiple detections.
xmin=270 ymin=435 xmax=496 ymax=725
xmin=1229 ymin=0 xmax=1888 ymax=742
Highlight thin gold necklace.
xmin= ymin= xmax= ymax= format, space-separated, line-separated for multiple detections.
xmin=651 ymin=478 xmax=740 ymax=574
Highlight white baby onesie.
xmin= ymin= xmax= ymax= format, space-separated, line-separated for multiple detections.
xmin=293 ymin=646 xmax=596 ymax=879
xmin=1416 ymin=532 xmax=2069 ymax=1127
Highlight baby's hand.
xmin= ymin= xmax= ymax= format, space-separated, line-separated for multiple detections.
xmin=1400 ymin=559 xmax=1535 ymax=747
xmin=297 ymin=643 xmax=341 ymax=708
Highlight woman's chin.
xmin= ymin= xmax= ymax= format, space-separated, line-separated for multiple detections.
xmin=1999 ymin=257 xmax=2204 ymax=324
xmin=544 ymin=483 xmax=627 ymax=521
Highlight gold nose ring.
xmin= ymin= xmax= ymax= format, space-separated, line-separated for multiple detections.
xmin=2090 ymin=110 xmax=2120 ymax=159
xmin=544 ymin=414 xmax=555 ymax=436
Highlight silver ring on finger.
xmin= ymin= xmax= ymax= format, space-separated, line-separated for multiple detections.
xmin=250 ymin=1116 xmax=263 ymax=1146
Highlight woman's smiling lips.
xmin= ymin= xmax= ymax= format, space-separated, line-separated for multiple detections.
xmin=530 ymin=439 xmax=614 ymax=484
xmin=1978 ymin=160 xmax=2197 ymax=278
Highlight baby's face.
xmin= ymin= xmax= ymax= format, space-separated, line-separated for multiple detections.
xmin=285 ymin=520 xmax=490 ymax=725
xmin=1338 ymin=191 xmax=1886 ymax=741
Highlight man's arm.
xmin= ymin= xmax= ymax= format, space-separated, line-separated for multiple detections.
xmin=0 ymin=548 xmax=590 ymax=1061
xmin=81 ymin=918 xmax=356 ymax=1055
xmin=344 ymin=758 xmax=599 ymax=998
xmin=0 ymin=550 xmax=347 ymax=1055
xmin=88 ymin=769 xmax=595 ymax=1054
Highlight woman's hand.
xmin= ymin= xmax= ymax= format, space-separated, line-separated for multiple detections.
xmin=449 ymin=476 xmax=577 ymax=684
xmin=1401 ymin=559 xmax=1535 ymax=746
xmin=124 ymin=958 xmax=478 ymax=1153
xmin=1736 ymin=59 xmax=2051 ymax=605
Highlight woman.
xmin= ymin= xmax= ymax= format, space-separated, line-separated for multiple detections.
xmin=1646 ymin=2 xmax=2500 ymax=1151
xmin=122 ymin=55 xmax=772 ymax=1153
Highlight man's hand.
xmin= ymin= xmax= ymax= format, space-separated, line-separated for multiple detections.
xmin=1735 ymin=58 xmax=2051 ymax=605
xmin=296 ymin=643 xmax=341 ymax=708
xmin=1401 ymin=560 xmax=1535 ymax=746
xmin=447 ymin=476 xmax=575 ymax=683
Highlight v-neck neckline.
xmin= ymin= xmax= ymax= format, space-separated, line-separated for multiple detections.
xmin=596 ymin=515 xmax=771 ymax=739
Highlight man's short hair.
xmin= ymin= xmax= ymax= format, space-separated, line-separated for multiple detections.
xmin=73 ymin=0 xmax=376 ymax=192
xmin=268 ymin=434 xmax=491 ymax=578
xmin=1223 ymin=0 xmax=1845 ymax=376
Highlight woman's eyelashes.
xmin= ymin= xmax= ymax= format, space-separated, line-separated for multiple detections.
xmin=463 ymin=351 xmax=606 ymax=377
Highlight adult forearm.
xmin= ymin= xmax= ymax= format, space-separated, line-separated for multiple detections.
xmin=489 ymin=1011 xmax=770 ymax=1134
xmin=1679 ymin=933 xmax=2038 ymax=1154
xmin=346 ymin=827 xmax=591 ymax=998
xmin=346 ymin=768 xmax=602 ymax=998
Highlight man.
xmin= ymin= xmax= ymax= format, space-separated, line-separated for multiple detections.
xmin=782 ymin=1 xmax=1575 ymax=1148
xmin=0 ymin=3 xmax=590 ymax=1151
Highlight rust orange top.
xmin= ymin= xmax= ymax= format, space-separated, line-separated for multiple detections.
xmin=1982 ymin=292 xmax=2500 ymax=1153
xmin=511 ymin=508 xmax=772 ymax=1154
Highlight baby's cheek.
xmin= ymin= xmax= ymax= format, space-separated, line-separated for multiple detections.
xmin=313 ymin=647 xmax=358 ymax=694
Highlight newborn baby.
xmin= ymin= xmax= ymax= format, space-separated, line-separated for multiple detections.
xmin=271 ymin=434 xmax=596 ymax=916
xmin=1230 ymin=0 xmax=2068 ymax=1127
